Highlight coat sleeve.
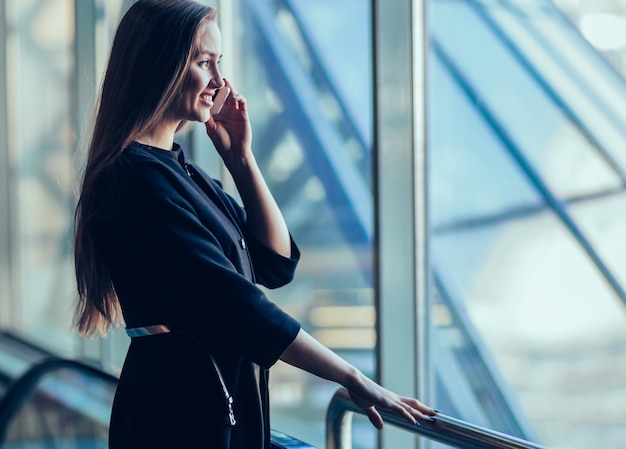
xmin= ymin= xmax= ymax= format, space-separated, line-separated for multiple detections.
xmin=103 ymin=160 xmax=300 ymax=368
xmin=194 ymin=168 xmax=301 ymax=289
xmin=243 ymin=232 xmax=301 ymax=289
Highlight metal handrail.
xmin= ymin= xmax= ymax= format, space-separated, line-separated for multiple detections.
xmin=326 ymin=388 xmax=548 ymax=449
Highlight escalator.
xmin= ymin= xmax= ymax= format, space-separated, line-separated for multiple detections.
xmin=0 ymin=333 xmax=316 ymax=449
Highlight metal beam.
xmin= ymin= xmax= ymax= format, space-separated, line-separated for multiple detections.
xmin=373 ymin=0 xmax=430 ymax=448
xmin=0 ymin=0 xmax=16 ymax=327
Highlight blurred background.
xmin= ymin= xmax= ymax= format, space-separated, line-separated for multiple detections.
xmin=1 ymin=0 xmax=626 ymax=448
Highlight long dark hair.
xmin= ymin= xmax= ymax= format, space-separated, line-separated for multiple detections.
xmin=74 ymin=0 xmax=217 ymax=336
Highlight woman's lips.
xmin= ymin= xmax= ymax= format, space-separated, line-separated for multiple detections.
xmin=199 ymin=94 xmax=213 ymax=107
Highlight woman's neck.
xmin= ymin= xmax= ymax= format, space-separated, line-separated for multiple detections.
xmin=135 ymin=122 xmax=179 ymax=151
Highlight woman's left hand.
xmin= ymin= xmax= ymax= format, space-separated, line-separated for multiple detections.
xmin=204 ymin=79 xmax=252 ymax=166
xmin=346 ymin=372 xmax=438 ymax=430
xmin=280 ymin=329 xmax=439 ymax=431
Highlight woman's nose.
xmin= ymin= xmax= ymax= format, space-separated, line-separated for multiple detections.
xmin=210 ymin=75 xmax=225 ymax=89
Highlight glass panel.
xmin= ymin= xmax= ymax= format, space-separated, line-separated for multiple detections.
xmin=4 ymin=0 xmax=128 ymax=358
xmin=6 ymin=0 xmax=76 ymax=351
xmin=487 ymin=3 xmax=626 ymax=181
xmin=429 ymin=0 xmax=626 ymax=447
xmin=429 ymin=53 xmax=542 ymax=228
xmin=229 ymin=1 xmax=374 ymax=448
xmin=430 ymin=0 xmax=622 ymax=198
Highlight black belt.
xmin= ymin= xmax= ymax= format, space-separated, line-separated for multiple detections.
xmin=126 ymin=325 xmax=236 ymax=426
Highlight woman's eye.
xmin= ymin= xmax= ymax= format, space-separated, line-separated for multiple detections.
xmin=199 ymin=60 xmax=209 ymax=69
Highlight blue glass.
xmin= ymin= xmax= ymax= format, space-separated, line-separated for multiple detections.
xmin=289 ymin=0 xmax=373 ymax=146
xmin=430 ymin=0 xmax=621 ymax=198
xmin=235 ymin=1 xmax=375 ymax=448
xmin=498 ymin=2 xmax=626 ymax=159
xmin=428 ymin=1 xmax=626 ymax=447
xmin=429 ymin=52 xmax=543 ymax=228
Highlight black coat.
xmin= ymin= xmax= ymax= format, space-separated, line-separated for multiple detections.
xmin=97 ymin=142 xmax=301 ymax=448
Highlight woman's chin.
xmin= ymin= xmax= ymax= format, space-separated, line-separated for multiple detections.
xmin=193 ymin=111 xmax=211 ymax=124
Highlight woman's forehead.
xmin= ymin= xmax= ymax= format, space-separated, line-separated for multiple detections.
xmin=194 ymin=20 xmax=222 ymax=56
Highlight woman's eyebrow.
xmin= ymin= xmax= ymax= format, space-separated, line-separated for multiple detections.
xmin=197 ymin=48 xmax=221 ymax=58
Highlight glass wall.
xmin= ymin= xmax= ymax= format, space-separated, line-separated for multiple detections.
xmin=428 ymin=0 xmax=626 ymax=447
xmin=222 ymin=1 xmax=376 ymax=447
xmin=1 ymin=0 xmax=128 ymax=355
xmin=4 ymin=0 xmax=76 ymax=351
xmin=3 ymin=0 xmax=626 ymax=449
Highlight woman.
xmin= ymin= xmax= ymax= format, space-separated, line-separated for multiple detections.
xmin=73 ymin=1 xmax=437 ymax=447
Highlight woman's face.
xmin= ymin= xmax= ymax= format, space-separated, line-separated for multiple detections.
xmin=175 ymin=20 xmax=225 ymax=123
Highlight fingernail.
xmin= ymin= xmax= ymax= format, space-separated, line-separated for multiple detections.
xmin=429 ymin=416 xmax=437 ymax=422
xmin=414 ymin=419 xmax=421 ymax=426
xmin=434 ymin=409 xmax=441 ymax=413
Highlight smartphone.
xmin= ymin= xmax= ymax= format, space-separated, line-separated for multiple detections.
xmin=210 ymin=87 xmax=230 ymax=115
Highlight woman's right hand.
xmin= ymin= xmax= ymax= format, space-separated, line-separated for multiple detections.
xmin=204 ymin=79 xmax=253 ymax=168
